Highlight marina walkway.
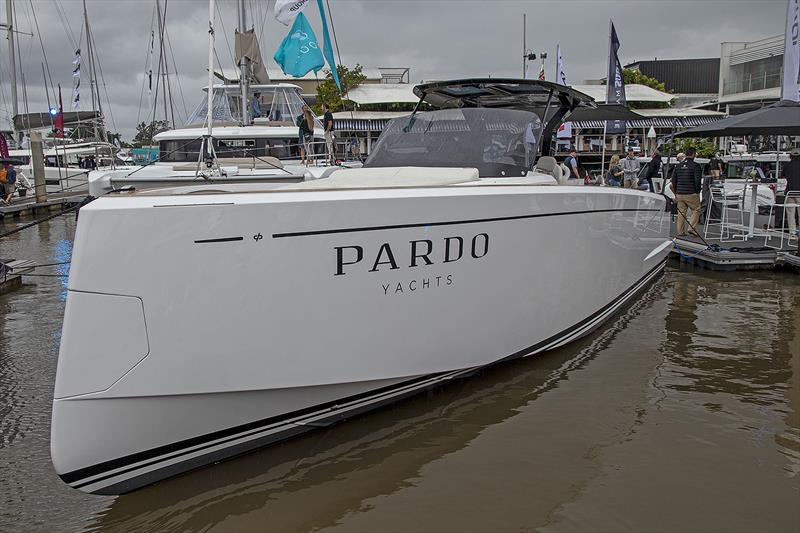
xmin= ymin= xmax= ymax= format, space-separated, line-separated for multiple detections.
xmin=0 ymin=193 xmax=88 ymax=220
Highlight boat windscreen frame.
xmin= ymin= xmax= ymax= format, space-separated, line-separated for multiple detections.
xmin=409 ymin=78 xmax=595 ymax=157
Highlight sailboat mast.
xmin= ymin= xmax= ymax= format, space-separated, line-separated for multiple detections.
xmin=238 ymin=0 xmax=249 ymax=125
xmin=206 ymin=0 xmax=214 ymax=139
xmin=155 ymin=0 xmax=170 ymax=127
xmin=5 ymin=0 xmax=17 ymax=135
xmin=82 ymin=0 xmax=99 ymax=141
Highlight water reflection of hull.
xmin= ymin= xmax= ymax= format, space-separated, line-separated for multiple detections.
xmin=90 ymin=280 xmax=665 ymax=532
xmin=52 ymin=187 xmax=669 ymax=495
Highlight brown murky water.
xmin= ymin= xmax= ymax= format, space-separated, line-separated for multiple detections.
xmin=1 ymin=216 xmax=799 ymax=532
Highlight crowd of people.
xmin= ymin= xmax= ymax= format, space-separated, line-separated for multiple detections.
xmin=562 ymin=146 xmax=800 ymax=238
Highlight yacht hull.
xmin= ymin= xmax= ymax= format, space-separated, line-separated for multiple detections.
xmin=52 ymin=185 xmax=670 ymax=494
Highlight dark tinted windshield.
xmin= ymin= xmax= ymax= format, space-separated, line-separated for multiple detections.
xmin=365 ymin=108 xmax=543 ymax=177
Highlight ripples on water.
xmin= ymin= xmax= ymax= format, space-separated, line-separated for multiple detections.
xmin=1 ymin=217 xmax=798 ymax=532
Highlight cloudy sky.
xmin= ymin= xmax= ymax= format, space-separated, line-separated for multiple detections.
xmin=0 ymin=0 xmax=789 ymax=140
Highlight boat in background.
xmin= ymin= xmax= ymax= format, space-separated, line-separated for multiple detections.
xmin=9 ymin=141 xmax=121 ymax=195
xmin=52 ymin=79 xmax=672 ymax=495
xmin=87 ymin=84 xmax=335 ymax=196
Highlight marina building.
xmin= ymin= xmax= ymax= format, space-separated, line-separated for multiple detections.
xmin=719 ymin=35 xmax=784 ymax=113
xmin=625 ymin=58 xmax=720 ymax=108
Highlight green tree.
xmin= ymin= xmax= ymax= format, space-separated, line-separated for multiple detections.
xmin=314 ymin=64 xmax=367 ymax=113
xmin=620 ymin=68 xmax=671 ymax=109
xmin=131 ymin=120 xmax=170 ymax=147
xmin=623 ymin=68 xmax=667 ymax=92
xmin=662 ymin=137 xmax=718 ymax=158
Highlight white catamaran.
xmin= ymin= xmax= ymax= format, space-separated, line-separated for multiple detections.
xmin=51 ymin=78 xmax=672 ymax=494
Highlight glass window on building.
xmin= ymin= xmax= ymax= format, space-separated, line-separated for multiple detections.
xmin=724 ymin=56 xmax=783 ymax=95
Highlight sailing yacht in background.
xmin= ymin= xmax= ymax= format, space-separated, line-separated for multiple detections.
xmin=2 ymin=0 xmax=120 ymax=195
xmin=87 ymin=0 xmax=332 ymax=196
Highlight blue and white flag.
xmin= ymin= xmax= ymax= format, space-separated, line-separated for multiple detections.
xmin=273 ymin=13 xmax=325 ymax=78
xmin=316 ymin=0 xmax=341 ymax=91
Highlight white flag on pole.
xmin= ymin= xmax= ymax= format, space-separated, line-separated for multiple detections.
xmin=557 ymin=121 xmax=572 ymax=139
xmin=783 ymin=0 xmax=800 ymax=101
xmin=556 ymin=44 xmax=567 ymax=85
xmin=274 ymin=0 xmax=312 ymax=26
xmin=72 ymin=48 xmax=81 ymax=110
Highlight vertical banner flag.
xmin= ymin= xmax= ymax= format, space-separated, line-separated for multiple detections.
xmin=273 ymin=12 xmax=325 ymax=77
xmin=71 ymin=48 xmax=81 ymax=110
xmin=783 ymin=0 xmax=800 ymax=101
xmin=316 ymin=0 xmax=341 ymax=91
xmin=538 ymin=64 xmax=545 ymax=81
xmin=275 ymin=0 xmax=311 ymax=26
xmin=54 ymin=84 xmax=65 ymax=138
xmin=605 ymin=21 xmax=626 ymax=134
xmin=556 ymin=44 xmax=567 ymax=85
xmin=148 ymin=30 xmax=155 ymax=98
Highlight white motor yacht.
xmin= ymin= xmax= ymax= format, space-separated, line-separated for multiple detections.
xmin=51 ymin=79 xmax=672 ymax=495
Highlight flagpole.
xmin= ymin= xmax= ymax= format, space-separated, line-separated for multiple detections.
xmin=554 ymin=44 xmax=558 ymax=82
xmin=522 ymin=14 xmax=526 ymax=78
xmin=206 ymin=0 xmax=215 ymax=141
xmin=600 ymin=19 xmax=612 ymax=186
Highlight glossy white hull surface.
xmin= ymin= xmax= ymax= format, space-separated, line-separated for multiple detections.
xmin=52 ymin=183 xmax=670 ymax=494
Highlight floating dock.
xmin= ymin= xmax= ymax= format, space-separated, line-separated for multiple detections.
xmin=671 ymin=233 xmax=799 ymax=272
xmin=0 ymin=259 xmax=36 ymax=295
xmin=0 ymin=193 xmax=88 ymax=220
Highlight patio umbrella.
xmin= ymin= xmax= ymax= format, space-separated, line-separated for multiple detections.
xmin=675 ymin=100 xmax=800 ymax=137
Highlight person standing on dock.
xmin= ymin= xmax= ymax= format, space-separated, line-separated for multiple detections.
xmin=564 ymin=149 xmax=580 ymax=181
xmin=781 ymin=148 xmax=800 ymax=237
xmin=709 ymin=152 xmax=723 ymax=180
xmin=323 ymin=103 xmax=335 ymax=165
xmin=607 ymin=154 xmax=624 ymax=187
xmin=1 ymin=164 xmax=16 ymax=205
xmin=643 ymin=150 xmax=661 ymax=193
xmin=621 ymin=148 xmax=640 ymax=189
xmin=672 ymin=148 xmax=703 ymax=236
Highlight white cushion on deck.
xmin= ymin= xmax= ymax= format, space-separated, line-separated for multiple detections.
xmin=281 ymin=166 xmax=480 ymax=190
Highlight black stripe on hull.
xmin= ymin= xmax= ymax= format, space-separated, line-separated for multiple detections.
xmin=272 ymin=208 xmax=663 ymax=239
xmin=61 ymin=259 xmax=666 ymax=494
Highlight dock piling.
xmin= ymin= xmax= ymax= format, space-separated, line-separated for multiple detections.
xmin=30 ymin=131 xmax=47 ymax=203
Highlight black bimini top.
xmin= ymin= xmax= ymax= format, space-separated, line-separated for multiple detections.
xmin=413 ymin=78 xmax=595 ymax=114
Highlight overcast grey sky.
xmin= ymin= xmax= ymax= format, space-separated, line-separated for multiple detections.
xmin=0 ymin=0 xmax=789 ymax=139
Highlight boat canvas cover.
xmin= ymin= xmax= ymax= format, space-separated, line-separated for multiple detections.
xmin=235 ymin=29 xmax=270 ymax=84
xmin=13 ymin=111 xmax=101 ymax=131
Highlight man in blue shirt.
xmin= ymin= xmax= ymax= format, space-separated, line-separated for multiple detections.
xmin=250 ymin=92 xmax=262 ymax=122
